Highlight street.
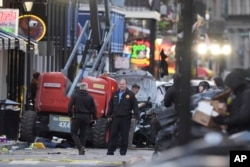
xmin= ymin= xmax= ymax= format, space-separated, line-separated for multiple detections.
xmin=0 ymin=146 xmax=154 ymax=167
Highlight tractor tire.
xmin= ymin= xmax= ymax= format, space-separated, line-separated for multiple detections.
xmin=93 ymin=118 xmax=109 ymax=148
xmin=19 ymin=110 xmax=37 ymax=143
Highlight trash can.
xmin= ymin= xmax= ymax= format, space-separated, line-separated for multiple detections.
xmin=0 ymin=99 xmax=21 ymax=140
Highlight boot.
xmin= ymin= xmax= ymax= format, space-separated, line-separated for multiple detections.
xmin=79 ymin=147 xmax=85 ymax=155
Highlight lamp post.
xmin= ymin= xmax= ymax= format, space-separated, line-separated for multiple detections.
xmin=23 ymin=1 xmax=33 ymax=109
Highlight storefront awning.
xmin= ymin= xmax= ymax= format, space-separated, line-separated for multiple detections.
xmin=0 ymin=30 xmax=38 ymax=55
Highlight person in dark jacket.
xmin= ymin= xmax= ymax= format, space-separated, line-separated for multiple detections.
xmin=160 ymin=49 xmax=169 ymax=78
xmin=212 ymin=69 xmax=250 ymax=135
xmin=30 ymin=72 xmax=40 ymax=107
xmin=164 ymin=73 xmax=181 ymax=108
xmin=68 ymin=82 xmax=97 ymax=155
xmin=213 ymin=76 xmax=225 ymax=90
xmin=106 ymin=78 xmax=139 ymax=156
xmin=128 ymin=84 xmax=145 ymax=149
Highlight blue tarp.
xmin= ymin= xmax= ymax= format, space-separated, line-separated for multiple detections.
xmin=78 ymin=10 xmax=125 ymax=53
xmin=111 ymin=11 xmax=125 ymax=53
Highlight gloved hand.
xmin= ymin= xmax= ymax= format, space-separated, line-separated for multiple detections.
xmin=90 ymin=120 xmax=96 ymax=127
xmin=212 ymin=115 xmax=226 ymax=125
xmin=107 ymin=117 xmax=112 ymax=122
xmin=138 ymin=102 xmax=146 ymax=108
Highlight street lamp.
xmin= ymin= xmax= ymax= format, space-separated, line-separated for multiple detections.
xmin=195 ymin=40 xmax=232 ymax=77
xmin=197 ymin=42 xmax=208 ymax=55
xmin=210 ymin=43 xmax=221 ymax=56
xmin=222 ymin=43 xmax=232 ymax=56
xmin=23 ymin=1 xmax=33 ymax=109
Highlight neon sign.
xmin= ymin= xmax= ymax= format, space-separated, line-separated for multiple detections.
xmin=1 ymin=27 xmax=13 ymax=33
xmin=130 ymin=40 xmax=150 ymax=66
xmin=19 ymin=15 xmax=46 ymax=42
xmin=131 ymin=44 xmax=146 ymax=58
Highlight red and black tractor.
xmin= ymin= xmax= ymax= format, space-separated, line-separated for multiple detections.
xmin=20 ymin=72 xmax=117 ymax=147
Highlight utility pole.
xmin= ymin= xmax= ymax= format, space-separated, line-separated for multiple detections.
xmin=176 ymin=0 xmax=194 ymax=146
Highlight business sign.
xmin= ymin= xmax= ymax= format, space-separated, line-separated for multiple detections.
xmin=130 ymin=40 xmax=150 ymax=66
xmin=0 ymin=9 xmax=19 ymax=36
xmin=113 ymin=52 xmax=130 ymax=69
xmin=19 ymin=14 xmax=46 ymax=41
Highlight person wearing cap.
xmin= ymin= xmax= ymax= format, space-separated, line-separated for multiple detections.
xmin=128 ymin=84 xmax=145 ymax=149
xmin=131 ymin=84 xmax=145 ymax=108
xmin=212 ymin=68 xmax=250 ymax=135
xmin=68 ymin=82 xmax=97 ymax=155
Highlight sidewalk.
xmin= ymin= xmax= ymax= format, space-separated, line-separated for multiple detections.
xmin=0 ymin=140 xmax=154 ymax=166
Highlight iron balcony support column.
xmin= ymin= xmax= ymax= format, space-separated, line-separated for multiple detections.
xmin=26 ymin=15 xmax=31 ymax=110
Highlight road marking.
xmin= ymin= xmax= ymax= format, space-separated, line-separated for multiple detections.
xmin=1 ymin=159 xmax=124 ymax=166
xmin=70 ymin=161 xmax=98 ymax=165
xmin=9 ymin=160 xmax=39 ymax=165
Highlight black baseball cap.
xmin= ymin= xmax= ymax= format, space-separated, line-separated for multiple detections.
xmin=132 ymin=84 xmax=140 ymax=89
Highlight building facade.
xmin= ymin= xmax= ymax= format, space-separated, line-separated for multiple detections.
xmin=196 ymin=0 xmax=250 ymax=76
xmin=224 ymin=0 xmax=250 ymax=70
xmin=0 ymin=0 xmax=162 ymax=100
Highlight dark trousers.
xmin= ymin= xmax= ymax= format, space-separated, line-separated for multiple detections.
xmin=70 ymin=114 xmax=90 ymax=150
xmin=107 ymin=116 xmax=131 ymax=154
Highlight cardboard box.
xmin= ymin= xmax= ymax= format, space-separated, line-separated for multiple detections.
xmin=192 ymin=109 xmax=217 ymax=127
xmin=192 ymin=100 xmax=219 ymax=127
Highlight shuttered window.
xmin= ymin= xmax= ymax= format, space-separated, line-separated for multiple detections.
xmin=227 ymin=0 xmax=250 ymax=15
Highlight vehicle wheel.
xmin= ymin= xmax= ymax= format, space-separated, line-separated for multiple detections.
xmin=19 ymin=110 xmax=37 ymax=143
xmin=93 ymin=118 xmax=109 ymax=148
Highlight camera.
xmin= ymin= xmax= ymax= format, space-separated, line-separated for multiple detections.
xmin=29 ymin=20 xmax=38 ymax=27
